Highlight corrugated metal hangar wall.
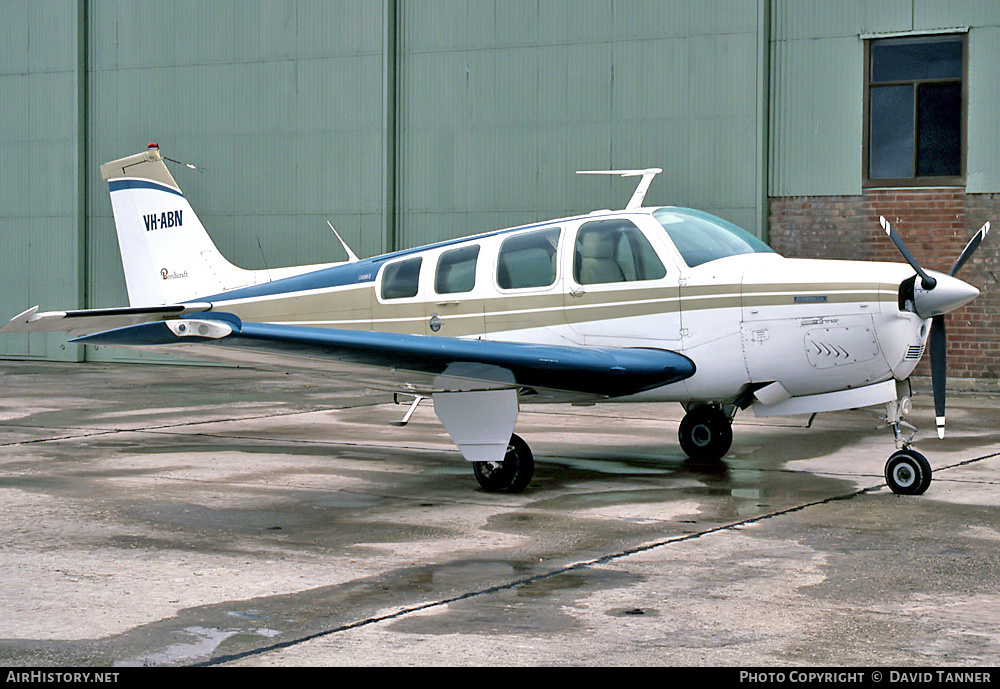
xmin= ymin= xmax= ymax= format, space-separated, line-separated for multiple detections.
xmin=2 ymin=1 xmax=999 ymax=365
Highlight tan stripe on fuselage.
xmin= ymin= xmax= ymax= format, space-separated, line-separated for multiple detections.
xmin=217 ymin=281 xmax=897 ymax=338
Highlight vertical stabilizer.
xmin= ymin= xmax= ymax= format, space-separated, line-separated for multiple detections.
xmin=100 ymin=144 xmax=254 ymax=305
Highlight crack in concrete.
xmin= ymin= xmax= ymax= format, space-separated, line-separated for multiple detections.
xmin=195 ymin=447 xmax=1000 ymax=667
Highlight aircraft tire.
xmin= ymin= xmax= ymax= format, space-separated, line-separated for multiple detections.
xmin=678 ymin=405 xmax=733 ymax=462
xmin=473 ymin=433 xmax=534 ymax=493
xmin=885 ymin=449 xmax=932 ymax=495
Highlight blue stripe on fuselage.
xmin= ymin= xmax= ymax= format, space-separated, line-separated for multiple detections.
xmin=196 ymin=259 xmax=386 ymax=303
xmin=195 ymin=214 xmax=593 ymax=304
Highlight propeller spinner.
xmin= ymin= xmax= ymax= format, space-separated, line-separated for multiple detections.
xmin=881 ymin=216 xmax=989 ymax=438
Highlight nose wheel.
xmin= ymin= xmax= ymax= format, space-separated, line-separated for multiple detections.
xmin=678 ymin=404 xmax=733 ymax=462
xmin=885 ymin=448 xmax=932 ymax=495
xmin=878 ymin=393 xmax=933 ymax=495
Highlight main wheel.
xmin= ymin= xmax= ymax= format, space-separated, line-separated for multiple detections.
xmin=678 ymin=405 xmax=733 ymax=462
xmin=885 ymin=449 xmax=932 ymax=495
xmin=472 ymin=433 xmax=534 ymax=493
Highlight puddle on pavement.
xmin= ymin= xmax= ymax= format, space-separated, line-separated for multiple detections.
xmin=116 ymin=624 xmax=280 ymax=667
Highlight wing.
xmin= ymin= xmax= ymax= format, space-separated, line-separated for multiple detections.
xmin=6 ymin=307 xmax=696 ymax=463
xmin=69 ymin=313 xmax=695 ymax=401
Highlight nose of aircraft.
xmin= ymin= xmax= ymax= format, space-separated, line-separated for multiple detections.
xmin=913 ymin=270 xmax=980 ymax=319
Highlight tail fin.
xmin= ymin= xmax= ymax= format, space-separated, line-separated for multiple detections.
xmin=100 ymin=144 xmax=256 ymax=305
xmin=100 ymin=144 xmax=348 ymax=306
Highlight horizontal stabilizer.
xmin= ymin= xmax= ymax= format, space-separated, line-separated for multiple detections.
xmin=0 ymin=303 xmax=212 ymax=336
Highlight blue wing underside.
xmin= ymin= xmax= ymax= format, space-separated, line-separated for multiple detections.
xmin=72 ymin=313 xmax=696 ymax=402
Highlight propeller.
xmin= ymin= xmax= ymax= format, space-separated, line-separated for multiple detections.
xmin=949 ymin=221 xmax=990 ymax=277
xmin=881 ymin=217 xmax=989 ymax=438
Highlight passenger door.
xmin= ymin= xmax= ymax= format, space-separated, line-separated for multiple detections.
xmin=563 ymin=217 xmax=682 ymax=346
xmin=484 ymin=226 xmax=565 ymax=339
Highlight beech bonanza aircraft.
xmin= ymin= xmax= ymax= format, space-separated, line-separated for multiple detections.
xmin=2 ymin=145 xmax=990 ymax=495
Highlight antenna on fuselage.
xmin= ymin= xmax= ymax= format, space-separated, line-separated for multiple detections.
xmin=326 ymin=220 xmax=360 ymax=263
xmin=576 ymin=168 xmax=662 ymax=210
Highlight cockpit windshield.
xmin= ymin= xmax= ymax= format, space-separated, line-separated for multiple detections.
xmin=653 ymin=208 xmax=775 ymax=268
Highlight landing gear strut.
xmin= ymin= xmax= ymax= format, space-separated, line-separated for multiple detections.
xmin=879 ymin=390 xmax=932 ymax=495
xmin=678 ymin=404 xmax=733 ymax=462
xmin=472 ymin=433 xmax=534 ymax=493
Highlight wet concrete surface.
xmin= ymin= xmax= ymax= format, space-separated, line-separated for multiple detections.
xmin=0 ymin=360 xmax=998 ymax=667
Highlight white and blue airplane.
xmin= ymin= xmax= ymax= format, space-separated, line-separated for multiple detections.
xmin=2 ymin=145 xmax=989 ymax=495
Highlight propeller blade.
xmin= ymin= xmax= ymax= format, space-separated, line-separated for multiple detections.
xmin=949 ymin=221 xmax=990 ymax=276
xmin=880 ymin=216 xmax=937 ymax=289
xmin=929 ymin=314 xmax=947 ymax=439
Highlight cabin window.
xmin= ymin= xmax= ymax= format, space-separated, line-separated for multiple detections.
xmin=380 ymin=257 xmax=422 ymax=299
xmin=497 ymin=227 xmax=561 ymax=290
xmin=573 ymin=219 xmax=666 ymax=285
xmin=435 ymin=245 xmax=479 ymax=294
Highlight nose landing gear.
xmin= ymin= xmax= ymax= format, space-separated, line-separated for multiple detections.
xmin=880 ymin=393 xmax=932 ymax=496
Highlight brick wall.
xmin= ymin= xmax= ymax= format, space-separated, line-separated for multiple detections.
xmin=769 ymin=190 xmax=1000 ymax=389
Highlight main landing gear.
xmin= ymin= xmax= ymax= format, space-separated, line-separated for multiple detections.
xmin=678 ymin=404 xmax=734 ymax=462
xmin=473 ymin=433 xmax=534 ymax=493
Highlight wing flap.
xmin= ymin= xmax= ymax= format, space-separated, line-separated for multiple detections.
xmin=72 ymin=317 xmax=695 ymax=398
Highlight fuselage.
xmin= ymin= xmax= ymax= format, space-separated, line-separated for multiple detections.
xmin=194 ymin=206 xmax=932 ymax=406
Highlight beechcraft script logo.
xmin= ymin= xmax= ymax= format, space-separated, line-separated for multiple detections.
xmin=143 ymin=210 xmax=183 ymax=231
xmin=160 ymin=268 xmax=189 ymax=280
